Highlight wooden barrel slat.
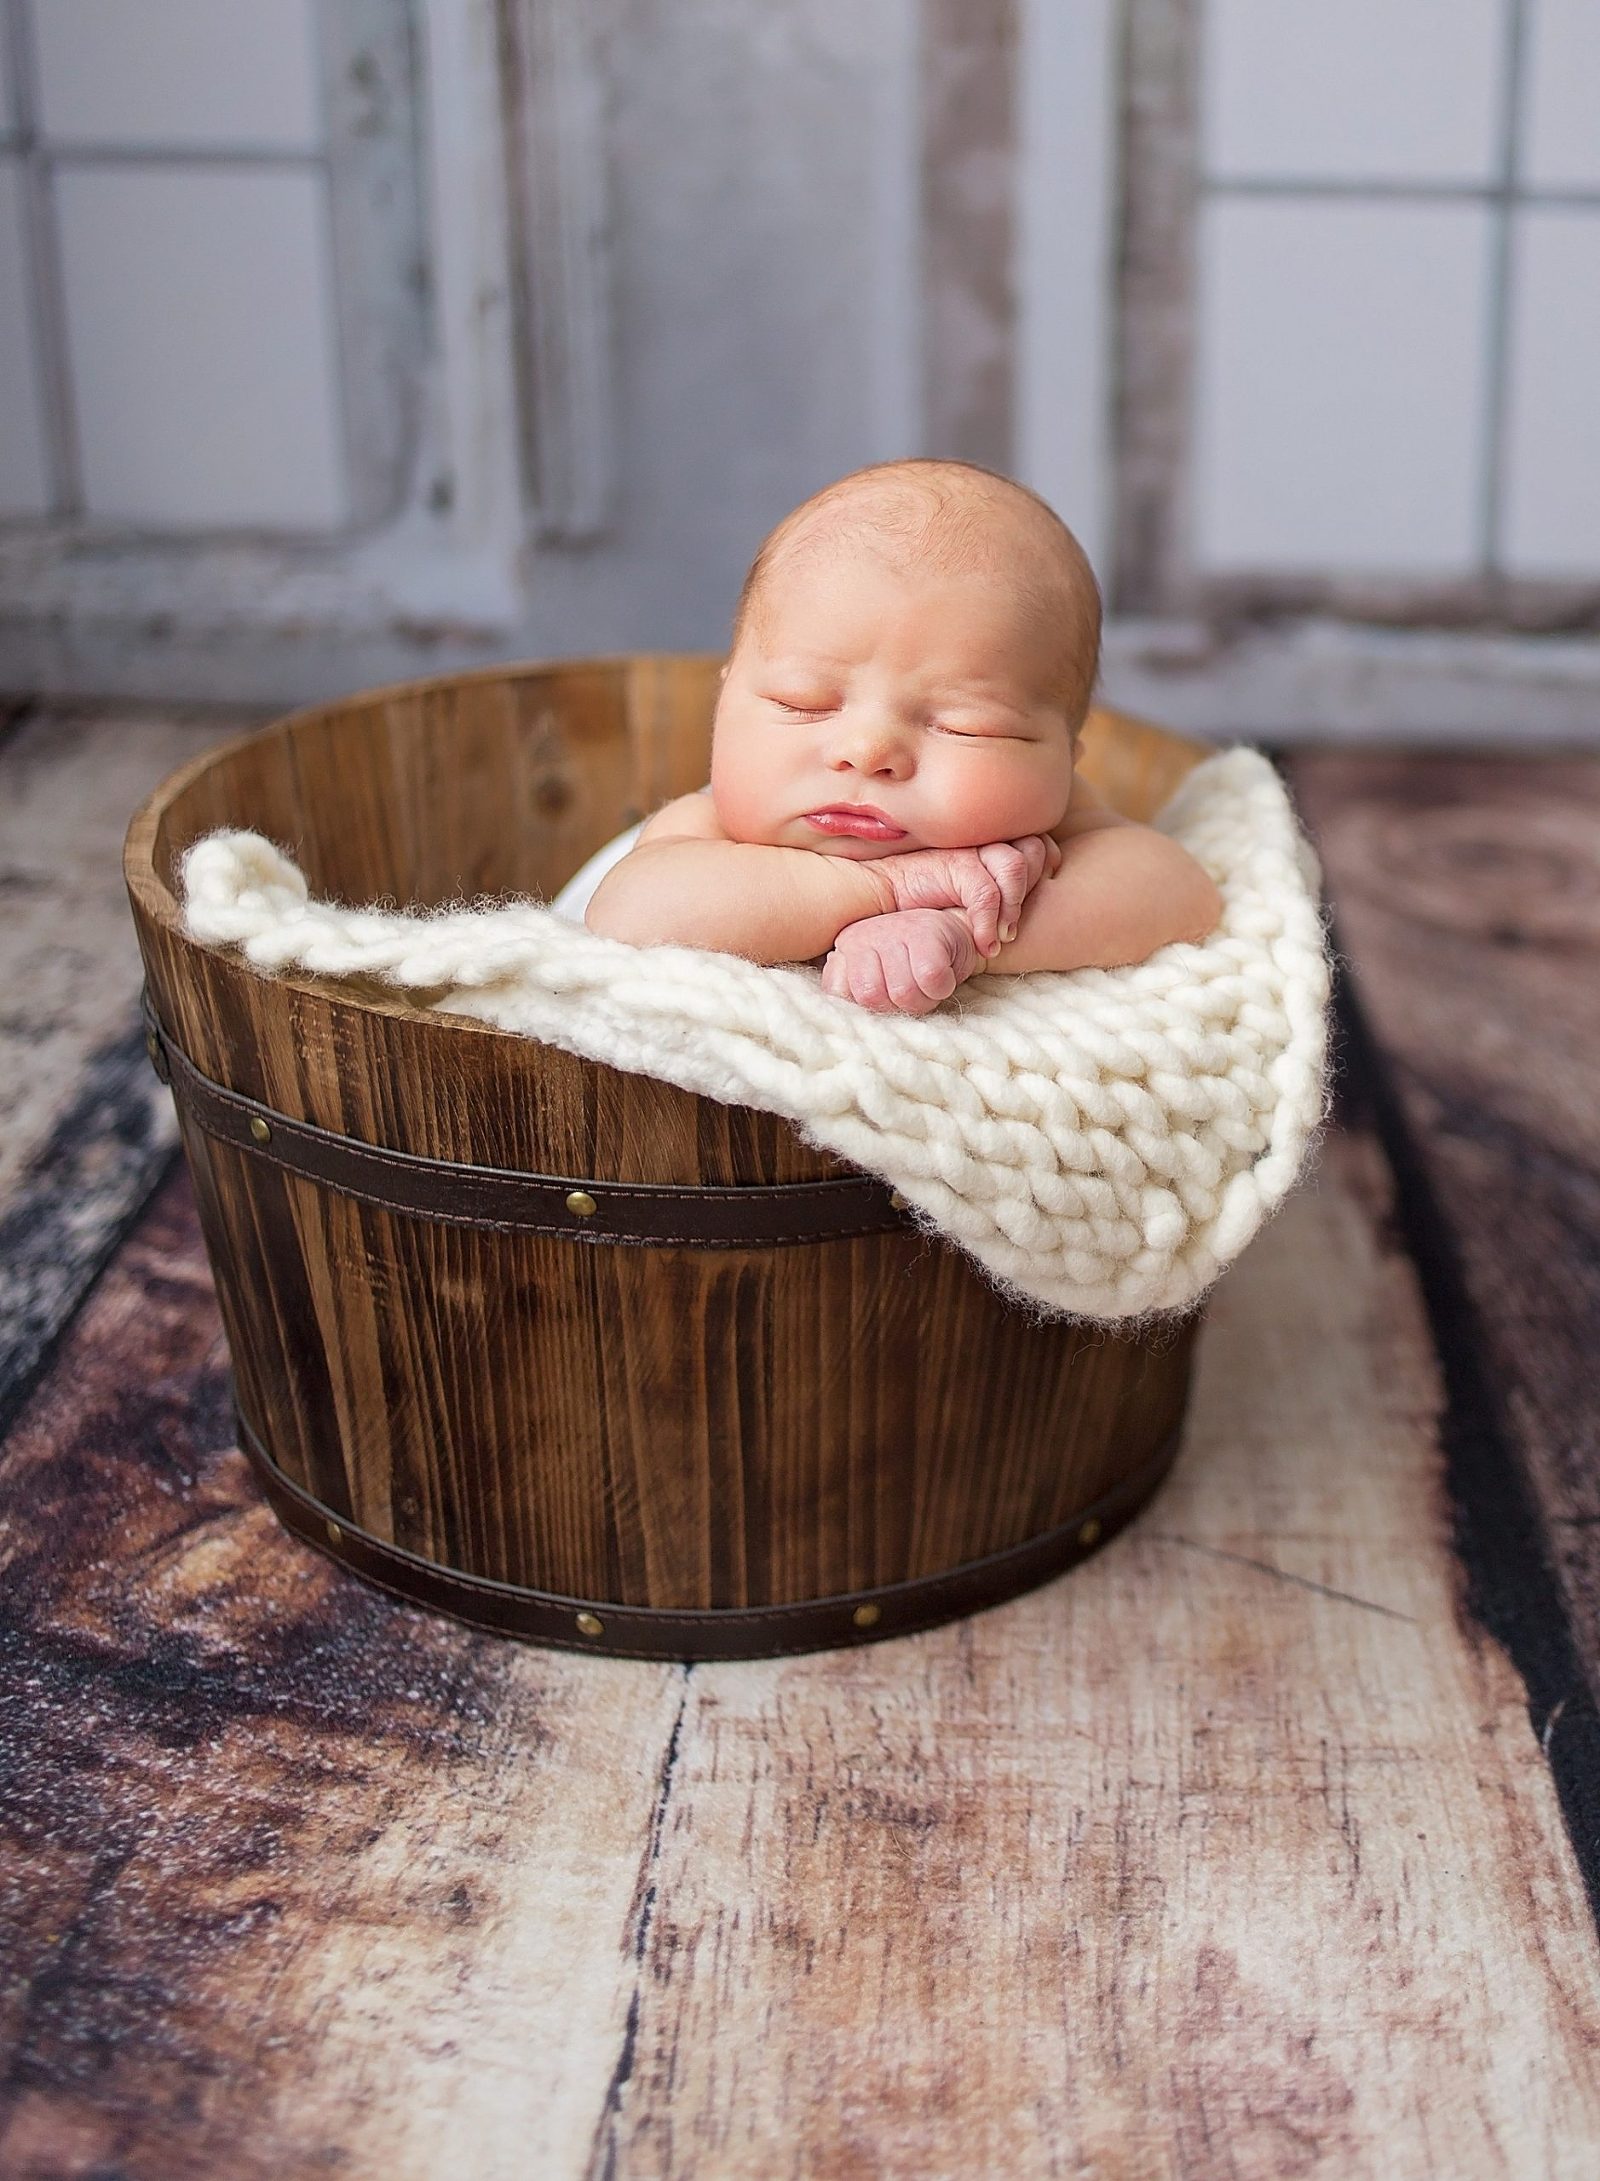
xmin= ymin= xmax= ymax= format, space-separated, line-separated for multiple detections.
xmin=125 ymin=655 xmax=1212 ymax=1658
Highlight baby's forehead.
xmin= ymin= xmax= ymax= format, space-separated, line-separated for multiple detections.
xmin=751 ymin=537 xmax=1065 ymax=659
xmin=757 ymin=477 xmax=1088 ymax=628
xmin=774 ymin=478 xmax=1039 ymax=574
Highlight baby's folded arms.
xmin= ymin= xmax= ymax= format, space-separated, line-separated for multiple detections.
xmin=585 ymin=822 xmax=1221 ymax=1014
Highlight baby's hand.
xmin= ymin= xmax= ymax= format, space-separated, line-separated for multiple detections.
xmin=875 ymin=836 xmax=1063 ymax=957
xmin=821 ymin=907 xmax=984 ymax=1015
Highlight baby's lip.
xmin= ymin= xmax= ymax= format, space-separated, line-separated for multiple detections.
xmin=804 ymin=803 xmax=906 ymax=839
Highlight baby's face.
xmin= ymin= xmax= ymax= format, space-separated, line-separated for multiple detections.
xmin=709 ymin=545 xmax=1079 ymax=860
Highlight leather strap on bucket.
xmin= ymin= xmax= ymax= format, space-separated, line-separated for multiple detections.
xmin=234 ymin=1396 xmax=1184 ymax=1662
xmin=141 ymin=984 xmax=916 ymax=1247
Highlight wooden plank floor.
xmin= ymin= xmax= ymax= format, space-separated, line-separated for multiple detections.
xmin=0 ymin=703 xmax=265 ymax=1443
xmin=2 ymin=711 xmax=1599 ymax=2179
xmin=1292 ymin=754 xmax=1600 ymax=1852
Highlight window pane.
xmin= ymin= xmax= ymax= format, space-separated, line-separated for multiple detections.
xmin=1520 ymin=0 xmax=1600 ymax=191
xmin=1201 ymin=0 xmax=1503 ymax=184
xmin=56 ymin=164 xmax=347 ymax=527
xmin=1192 ymin=197 xmax=1491 ymax=571
xmin=33 ymin=0 xmax=323 ymax=152
xmin=0 ymin=158 xmax=51 ymax=514
xmin=0 ymin=20 xmax=16 ymax=140
xmin=1502 ymin=208 xmax=1600 ymax=573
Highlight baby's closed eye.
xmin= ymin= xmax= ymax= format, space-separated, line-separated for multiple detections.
xmin=763 ymin=690 xmax=1029 ymax=741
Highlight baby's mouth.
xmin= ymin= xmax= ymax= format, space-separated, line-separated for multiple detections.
xmin=803 ymin=806 xmax=907 ymax=842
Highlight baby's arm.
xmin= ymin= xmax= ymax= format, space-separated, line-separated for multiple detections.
xmin=586 ymin=830 xmax=894 ymax=962
xmin=976 ymin=816 xmax=1223 ymax=977
xmin=587 ymin=795 xmax=1054 ymax=966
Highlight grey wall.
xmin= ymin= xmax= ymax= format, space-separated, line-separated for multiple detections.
xmin=1 ymin=0 xmax=1597 ymax=739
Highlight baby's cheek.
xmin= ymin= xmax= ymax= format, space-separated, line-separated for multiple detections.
xmin=706 ymin=769 xmax=770 ymax=844
xmin=939 ymin=751 xmax=1069 ymax=845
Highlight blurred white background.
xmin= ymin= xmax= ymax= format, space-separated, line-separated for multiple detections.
xmin=0 ymin=0 xmax=1596 ymax=738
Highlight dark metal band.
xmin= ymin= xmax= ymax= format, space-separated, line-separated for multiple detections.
xmin=141 ymin=985 xmax=914 ymax=1247
xmin=234 ymin=1399 xmax=1184 ymax=1661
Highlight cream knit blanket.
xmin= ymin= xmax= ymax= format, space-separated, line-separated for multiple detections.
xmin=180 ymin=747 xmax=1331 ymax=1327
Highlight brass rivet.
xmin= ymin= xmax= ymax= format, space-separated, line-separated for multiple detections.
xmin=1077 ymin=1518 xmax=1102 ymax=1548
xmin=144 ymin=1031 xmax=159 ymax=1063
xmin=249 ymin=1115 xmax=272 ymax=1145
xmin=325 ymin=1518 xmax=343 ymax=1547
xmin=566 ymin=1189 xmax=597 ymax=1217
xmin=889 ymin=1190 xmax=909 ymax=1211
xmin=575 ymin=1610 xmax=605 ymax=1637
xmin=852 ymin=1602 xmax=881 ymax=1629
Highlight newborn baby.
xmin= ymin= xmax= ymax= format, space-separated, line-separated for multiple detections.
xmin=584 ymin=458 xmax=1222 ymax=1013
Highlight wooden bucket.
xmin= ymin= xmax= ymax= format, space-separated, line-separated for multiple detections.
xmin=124 ymin=656 xmax=1212 ymax=1660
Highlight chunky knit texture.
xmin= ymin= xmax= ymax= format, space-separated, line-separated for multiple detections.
xmin=180 ymin=746 xmax=1332 ymax=1326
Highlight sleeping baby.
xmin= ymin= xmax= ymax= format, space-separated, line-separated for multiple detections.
xmin=574 ymin=457 xmax=1223 ymax=1014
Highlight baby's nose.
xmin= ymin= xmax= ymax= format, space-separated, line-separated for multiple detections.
xmin=829 ymin=710 xmax=913 ymax=772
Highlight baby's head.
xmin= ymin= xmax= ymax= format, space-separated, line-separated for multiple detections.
xmin=710 ymin=458 xmax=1101 ymax=860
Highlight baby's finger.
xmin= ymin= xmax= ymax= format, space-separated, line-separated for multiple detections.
xmin=881 ymin=937 xmax=926 ymax=1012
xmin=1013 ymin=836 xmax=1052 ymax=892
xmin=1007 ymin=835 xmax=1060 ymax=907
xmin=908 ymin=930 xmax=958 ymax=1004
xmin=850 ymin=945 xmax=891 ymax=1012
xmin=974 ymin=843 xmax=1028 ymax=947
xmin=952 ymin=870 xmax=1001 ymax=955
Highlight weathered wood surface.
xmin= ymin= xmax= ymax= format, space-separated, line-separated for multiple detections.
xmin=4 ymin=718 xmax=1600 ymax=2176
xmin=0 ymin=705 xmax=262 ymax=1439
xmin=1292 ymin=755 xmax=1600 ymax=1832
xmin=0 ymin=707 xmax=261 ymax=1202
xmin=4 ymin=1116 xmax=1600 ymax=2173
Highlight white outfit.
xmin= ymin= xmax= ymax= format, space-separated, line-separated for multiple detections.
xmin=549 ymin=784 xmax=714 ymax=923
